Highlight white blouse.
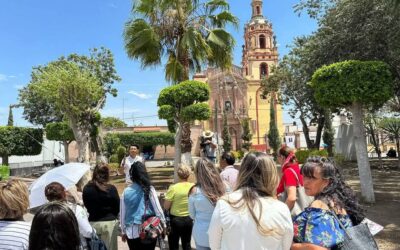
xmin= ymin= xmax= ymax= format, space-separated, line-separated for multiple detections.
xmin=208 ymin=190 xmax=294 ymax=250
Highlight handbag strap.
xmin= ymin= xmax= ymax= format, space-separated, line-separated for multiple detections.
xmin=285 ymin=167 xmax=300 ymax=187
xmin=330 ymin=209 xmax=353 ymax=240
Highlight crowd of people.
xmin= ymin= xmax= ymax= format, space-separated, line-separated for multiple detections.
xmin=0 ymin=143 xmax=371 ymax=250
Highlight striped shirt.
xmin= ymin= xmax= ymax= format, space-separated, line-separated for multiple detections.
xmin=0 ymin=220 xmax=31 ymax=250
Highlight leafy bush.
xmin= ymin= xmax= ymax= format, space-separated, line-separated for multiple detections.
xmin=109 ymin=154 xmax=119 ymax=163
xmin=108 ymin=163 xmax=119 ymax=172
xmin=231 ymin=150 xmax=245 ymax=161
xmin=295 ymin=149 xmax=329 ymax=164
xmin=0 ymin=165 xmax=10 ymax=180
xmin=116 ymin=146 xmax=126 ymax=164
xmin=334 ymin=153 xmax=345 ymax=166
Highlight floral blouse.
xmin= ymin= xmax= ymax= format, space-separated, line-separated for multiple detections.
xmin=293 ymin=207 xmax=353 ymax=248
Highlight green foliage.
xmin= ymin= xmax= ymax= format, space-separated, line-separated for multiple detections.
xmin=101 ymin=117 xmax=127 ymax=129
xmin=0 ymin=127 xmax=43 ymax=165
xmin=19 ymin=48 xmax=121 ymax=127
xmin=241 ymin=118 xmax=252 ymax=151
xmin=107 ymin=163 xmax=119 ymax=171
xmin=267 ymin=98 xmax=281 ymax=157
xmin=45 ymin=122 xmax=75 ymax=142
xmin=109 ymin=154 xmax=119 ymax=164
xmin=333 ymin=153 xmax=345 ymax=166
xmin=0 ymin=165 xmax=10 ymax=180
xmin=104 ymin=132 xmax=175 ymax=150
xmin=7 ymin=106 xmax=13 ymax=126
xmin=379 ymin=117 xmax=400 ymax=138
xmin=103 ymin=133 xmax=121 ymax=157
xmin=116 ymin=146 xmax=127 ymax=164
xmin=222 ymin=112 xmax=232 ymax=152
xmin=311 ymin=60 xmax=393 ymax=109
xmin=231 ymin=150 xmax=244 ymax=161
xmin=123 ymin=0 xmax=238 ymax=83
xmin=295 ymin=149 xmax=328 ymax=164
xmin=157 ymin=80 xmax=211 ymax=123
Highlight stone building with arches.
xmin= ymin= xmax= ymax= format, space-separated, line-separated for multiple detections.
xmin=194 ymin=0 xmax=283 ymax=152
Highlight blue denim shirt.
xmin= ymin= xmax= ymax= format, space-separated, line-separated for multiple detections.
xmin=123 ymin=183 xmax=155 ymax=227
xmin=189 ymin=187 xmax=215 ymax=247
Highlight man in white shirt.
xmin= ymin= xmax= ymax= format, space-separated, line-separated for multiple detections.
xmin=120 ymin=144 xmax=144 ymax=184
xmin=219 ymin=152 xmax=238 ymax=190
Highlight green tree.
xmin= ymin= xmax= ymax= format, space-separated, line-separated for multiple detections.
xmin=157 ymin=80 xmax=211 ymax=180
xmin=124 ymin=0 xmax=237 ymax=162
xmin=263 ymin=37 xmax=326 ymax=149
xmin=7 ymin=106 xmax=13 ymax=126
xmin=379 ymin=117 xmax=400 ymax=169
xmin=101 ymin=117 xmax=127 ymax=130
xmin=20 ymin=48 xmax=120 ymax=162
xmin=311 ymin=60 xmax=394 ymax=203
xmin=0 ymin=127 xmax=43 ymax=165
xmin=241 ymin=118 xmax=252 ymax=151
xmin=222 ymin=112 xmax=231 ymax=152
xmin=267 ymin=97 xmax=281 ymax=159
xmin=26 ymin=61 xmax=104 ymax=162
xmin=364 ymin=112 xmax=384 ymax=165
xmin=45 ymin=122 xmax=75 ymax=163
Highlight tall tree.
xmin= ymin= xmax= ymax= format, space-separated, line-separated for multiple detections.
xmin=311 ymin=60 xmax=394 ymax=203
xmin=222 ymin=112 xmax=232 ymax=152
xmin=379 ymin=117 xmax=400 ymax=169
xmin=241 ymin=118 xmax=252 ymax=151
xmin=263 ymin=37 xmax=326 ymax=149
xmin=7 ymin=106 xmax=13 ymax=126
xmin=157 ymin=80 xmax=211 ymax=180
xmin=26 ymin=61 xmax=104 ymax=162
xmin=267 ymin=97 xmax=281 ymax=158
xmin=124 ymin=0 xmax=237 ymax=167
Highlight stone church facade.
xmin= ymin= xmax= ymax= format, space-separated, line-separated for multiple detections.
xmin=194 ymin=0 xmax=283 ymax=152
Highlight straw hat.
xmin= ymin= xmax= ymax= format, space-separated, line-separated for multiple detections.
xmin=202 ymin=130 xmax=214 ymax=138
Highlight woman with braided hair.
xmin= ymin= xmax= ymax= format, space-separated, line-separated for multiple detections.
xmin=291 ymin=156 xmax=365 ymax=250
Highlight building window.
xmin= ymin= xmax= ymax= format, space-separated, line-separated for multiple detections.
xmin=256 ymin=6 xmax=260 ymax=15
xmin=245 ymin=67 xmax=248 ymax=75
xmin=259 ymin=35 xmax=266 ymax=49
xmin=260 ymin=63 xmax=268 ymax=78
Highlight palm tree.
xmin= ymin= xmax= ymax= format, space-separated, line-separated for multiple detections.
xmin=124 ymin=0 xmax=238 ymax=166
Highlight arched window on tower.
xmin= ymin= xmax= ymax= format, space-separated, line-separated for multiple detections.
xmin=245 ymin=67 xmax=248 ymax=75
xmin=256 ymin=6 xmax=260 ymax=15
xmin=260 ymin=63 xmax=268 ymax=78
xmin=259 ymin=35 xmax=266 ymax=49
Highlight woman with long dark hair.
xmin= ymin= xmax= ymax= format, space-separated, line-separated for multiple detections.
xmin=189 ymin=158 xmax=226 ymax=250
xmin=45 ymin=182 xmax=93 ymax=249
xmin=83 ymin=163 xmax=120 ymax=250
xmin=120 ymin=161 xmax=165 ymax=250
xmin=277 ymin=145 xmax=304 ymax=214
xmin=208 ymin=152 xmax=293 ymax=250
xmin=291 ymin=156 xmax=365 ymax=250
xmin=29 ymin=202 xmax=81 ymax=250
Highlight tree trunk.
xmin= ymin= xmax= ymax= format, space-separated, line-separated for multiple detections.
xmin=299 ymin=116 xmax=314 ymax=149
xmin=63 ymin=141 xmax=70 ymax=163
xmin=69 ymin=119 xmax=90 ymax=163
xmin=180 ymin=122 xmax=192 ymax=168
xmin=1 ymin=155 xmax=9 ymax=166
xmin=396 ymin=138 xmax=400 ymax=169
xmin=174 ymin=123 xmax=182 ymax=182
xmin=315 ymin=116 xmax=325 ymax=149
xmin=351 ymin=102 xmax=375 ymax=203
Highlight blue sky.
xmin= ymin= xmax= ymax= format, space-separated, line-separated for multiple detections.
xmin=0 ymin=0 xmax=317 ymax=127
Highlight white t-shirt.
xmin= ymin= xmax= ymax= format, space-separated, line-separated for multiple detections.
xmin=208 ymin=190 xmax=294 ymax=250
xmin=121 ymin=155 xmax=144 ymax=184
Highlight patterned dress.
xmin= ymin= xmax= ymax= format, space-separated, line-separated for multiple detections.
xmin=293 ymin=207 xmax=353 ymax=249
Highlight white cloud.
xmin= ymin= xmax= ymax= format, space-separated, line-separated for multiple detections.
xmin=127 ymin=91 xmax=152 ymax=99
xmin=14 ymin=84 xmax=24 ymax=89
xmin=0 ymin=74 xmax=16 ymax=82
